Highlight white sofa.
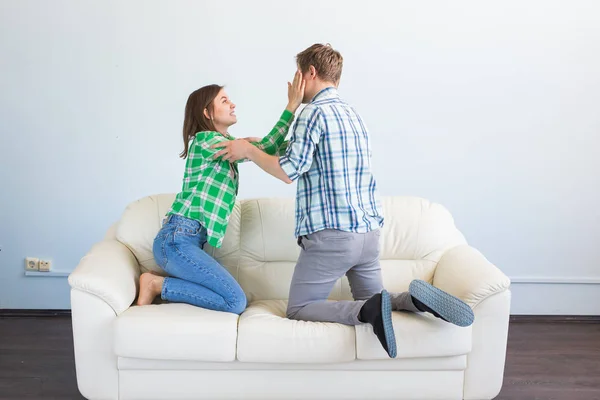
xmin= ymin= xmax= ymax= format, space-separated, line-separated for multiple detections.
xmin=68 ymin=194 xmax=511 ymax=400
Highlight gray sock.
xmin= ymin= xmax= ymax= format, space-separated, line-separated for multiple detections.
xmin=390 ymin=292 xmax=420 ymax=312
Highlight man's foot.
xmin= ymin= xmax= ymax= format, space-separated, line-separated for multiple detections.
xmin=359 ymin=290 xmax=397 ymax=358
xmin=408 ymin=280 xmax=474 ymax=327
xmin=137 ymin=272 xmax=164 ymax=306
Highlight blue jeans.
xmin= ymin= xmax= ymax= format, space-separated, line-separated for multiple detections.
xmin=152 ymin=214 xmax=247 ymax=314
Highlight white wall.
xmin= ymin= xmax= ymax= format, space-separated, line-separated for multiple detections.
xmin=1 ymin=0 xmax=599 ymax=314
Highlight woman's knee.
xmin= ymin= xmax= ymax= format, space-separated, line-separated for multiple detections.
xmin=227 ymin=285 xmax=247 ymax=315
xmin=229 ymin=294 xmax=247 ymax=315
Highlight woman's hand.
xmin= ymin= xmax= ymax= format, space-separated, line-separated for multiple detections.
xmin=286 ymin=70 xmax=305 ymax=113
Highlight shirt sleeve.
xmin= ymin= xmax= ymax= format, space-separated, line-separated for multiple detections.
xmin=278 ymin=106 xmax=322 ymax=181
xmin=252 ymin=110 xmax=295 ymax=156
xmin=196 ymin=132 xmax=230 ymax=159
xmin=277 ymin=140 xmax=289 ymax=156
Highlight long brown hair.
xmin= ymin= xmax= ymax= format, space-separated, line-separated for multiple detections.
xmin=180 ymin=84 xmax=223 ymax=159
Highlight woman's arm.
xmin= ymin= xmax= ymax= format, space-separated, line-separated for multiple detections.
xmin=212 ymin=71 xmax=305 ymax=163
xmin=248 ymin=70 xmax=305 ymax=156
xmin=251 ymin=109 xmax=295 ymax=156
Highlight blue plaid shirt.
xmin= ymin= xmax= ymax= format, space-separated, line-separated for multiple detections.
xmin=279 ymin=87 xmax=384 ymax=237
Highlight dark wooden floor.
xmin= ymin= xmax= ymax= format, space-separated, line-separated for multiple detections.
xmin=0 ymin=317 xmax=80 ymax=399
xmin=0 ymin=317 xmax=599 ymax=399
xmin=497 ymin=319 xmax=600 ymax=400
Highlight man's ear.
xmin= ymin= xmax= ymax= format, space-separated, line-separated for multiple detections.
xmin=309 ymin=65 xmax=317 ymax=79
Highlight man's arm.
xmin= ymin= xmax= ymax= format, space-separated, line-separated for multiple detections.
xmin=210 ymin=138 xmax=294 ymax=182
xmin=246 ymin=146 xmax=293 ymax=184
xmin=209 ymin=112 xmax=291 ymax=164
xmin=212 ymin=70 xmax=305 ymax=163
xmin=277 ymin=106 xmax=322 ymax=181
xmin=212 ymin=106 xmax=322 ymax=183
xmin=233 ymin=109 xmax=294 ymax=164
xmin=249 ymin=106 xmax=322 ymax=183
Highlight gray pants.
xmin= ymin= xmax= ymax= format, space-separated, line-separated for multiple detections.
xmin=287 ymin=229 xmax=416 ymax=325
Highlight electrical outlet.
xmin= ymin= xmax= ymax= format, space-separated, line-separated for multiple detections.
xmin=39 ymin=259 xmax=51 ymax=272
xmin=26 ymin=257 xmax=39 ymax=271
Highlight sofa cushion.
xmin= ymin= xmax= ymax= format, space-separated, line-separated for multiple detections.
xmin=356 ymin=310 xmax=472 ymax=360
xmin=235 ymin=197 xmax=468 ymax=302
xmin=115 ymin=194 xmax=241 ymax=276
xmin=237 ymin=300 xmax=356 ymax=363
xmin=115 ymin=195 xmax=468 ymax=303
xmin=114 ymin=303 xmax=238 ymax=362
xmin=378 ymin=196 xmax=467 ymax=261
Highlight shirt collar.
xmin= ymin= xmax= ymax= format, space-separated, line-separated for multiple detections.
xmin=310 ymin=86 xmax=339 ymax=103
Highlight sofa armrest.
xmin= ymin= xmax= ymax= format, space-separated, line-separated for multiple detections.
xmin=68 ymin=240 xmax=140 ymax=315
xmin=433 ymin=244 xmax=510 ymax=307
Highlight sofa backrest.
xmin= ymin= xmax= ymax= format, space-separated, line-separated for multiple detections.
xmin=116 ymin=194 xmax=466 ymax=302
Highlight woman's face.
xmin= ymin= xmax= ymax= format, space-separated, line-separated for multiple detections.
xmin=207 ymin=88 xmax=237 ymax=128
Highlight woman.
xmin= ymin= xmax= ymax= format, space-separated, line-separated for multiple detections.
xmin=136 ymin=72 xmax=306 ymax=313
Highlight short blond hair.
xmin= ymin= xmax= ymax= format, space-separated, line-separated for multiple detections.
xmin=296 ymin=43 xmax=343 ymax=84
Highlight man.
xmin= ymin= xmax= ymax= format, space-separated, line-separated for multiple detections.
xmin=215 ymin=44 xmax=473 ymax=358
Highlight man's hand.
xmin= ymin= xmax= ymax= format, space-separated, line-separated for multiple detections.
xmin=242 ymin=137 xmax=261 ymax=143
xmin=212 ymin=139 xmax=254 ymax=162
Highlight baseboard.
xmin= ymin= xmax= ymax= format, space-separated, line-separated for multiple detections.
xmin=0 ymin=309 xmax=72 ymax=318
xmin=510 ymin=315 xmax=600 ymax=323
xmin=508 ymin=281 xmax=600 ymax=315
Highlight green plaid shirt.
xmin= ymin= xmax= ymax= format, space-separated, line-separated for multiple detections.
xmin=169 ymin=110 xmax=294 ymax=247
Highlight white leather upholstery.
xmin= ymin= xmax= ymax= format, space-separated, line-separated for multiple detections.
xmin=237 ymin=300 xmax=356 ymax=363
xmin=115 ymin=194 xmax=175 ymax=275
xmin=70 ymin=289 xmax=119 ymax=400
xmin=104 ymin=222 xmax=118 ymax=241
xmin=68 ymin=240 xmax=139 ymax=315
xmin=378 ymin=197 xmax=466 ymax=261
xmin=434 ymin=244 xmax=511 ymax=307
xmin=238 ymin=199 xmax=337 ymax=302
xmin=112 ymin=196 xmax=469 ymax=302
xmin=356 ymin=311 xmax=472 ymax=360
xmin=69 ymin=194 xmax=511 ymax=400
xmin=463 ymin=290 xmax=511 ymax=400
xmin=118 ymin=370 xmax=465 ymax=400
xmin=117 ymin=356 xmax=467 ymax=371
xmin=114 ymin=303 xmax=239 ymax=362
xmin=116 ymin=193 xmax=242 ymax=278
